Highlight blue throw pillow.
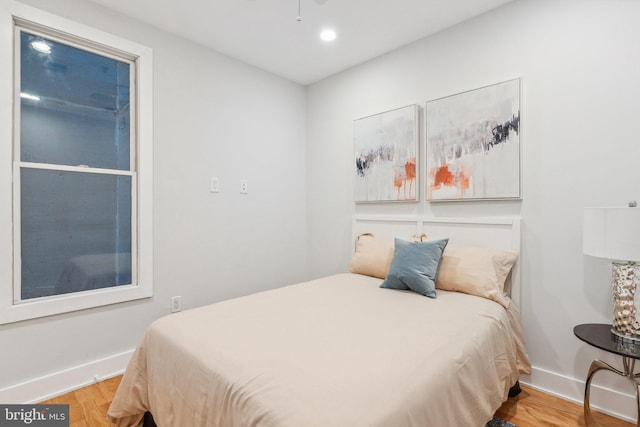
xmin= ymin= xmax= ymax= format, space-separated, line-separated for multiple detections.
xmin=380 ymin=238 xmax=449 ymax=298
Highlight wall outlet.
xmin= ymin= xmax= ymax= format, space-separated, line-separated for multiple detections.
xmin=171 ymin=296 xmax=182 ymax=313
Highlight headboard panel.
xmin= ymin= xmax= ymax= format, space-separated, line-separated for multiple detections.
xmin=352 ymin=216 xmax=420 ymax=241
xmin=352 ymin=215 xmax=522 ymax=307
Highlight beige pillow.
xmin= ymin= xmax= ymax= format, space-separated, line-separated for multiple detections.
xmin=348 ymin=234 xmax=395 ymax=279
xmin=436 ymin=244 xmax=518 ymax=308
xmin=348 ymin=234 xmax=426 ymax=279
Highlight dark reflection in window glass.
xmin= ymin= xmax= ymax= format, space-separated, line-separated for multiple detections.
xmin=20 ymin=169 xmax=132 ymax=299
xmin=20 ymin=31 xmax=130 ymax=170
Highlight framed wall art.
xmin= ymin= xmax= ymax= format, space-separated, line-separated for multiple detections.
xmin=354 ymin=104 xmax=419 ymax=202
xmin=425 ymin=78 xmax=521 ymax=201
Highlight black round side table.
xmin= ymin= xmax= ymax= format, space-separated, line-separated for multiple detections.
xmin=574 ymin=323 xmax=640 ymax=427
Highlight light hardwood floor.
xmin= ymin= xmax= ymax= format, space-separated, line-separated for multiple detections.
xmin=495 ymin=385 xmax=634 ymax=427
xmin=40 ymin=376 xmax=634 ymax=427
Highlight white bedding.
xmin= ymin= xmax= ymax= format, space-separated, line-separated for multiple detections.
xmin=108 ymin=273 xmax=530 ymax=427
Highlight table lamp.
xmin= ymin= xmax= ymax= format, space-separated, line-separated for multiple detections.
xmin=584 ymin=204 xmax=640 ymax=344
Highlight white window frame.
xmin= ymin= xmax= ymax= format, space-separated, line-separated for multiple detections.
xmin=0 ymin=5 xmax=153 ymax=324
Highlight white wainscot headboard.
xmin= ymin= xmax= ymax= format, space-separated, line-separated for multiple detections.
xmin=352 ymin=215 xmax=522 ymax=307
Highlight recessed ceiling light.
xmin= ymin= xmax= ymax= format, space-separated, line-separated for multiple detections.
xmin=320 ymin=29 xmax=337 ymax=42
xmin=31 ymin=40 xmax=51 ymax=54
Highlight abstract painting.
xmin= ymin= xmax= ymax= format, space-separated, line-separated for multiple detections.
xmin=426 ymin=79 xmax=521 ymax=201
xmin=354 ymin=105 xmax=418 ymax=202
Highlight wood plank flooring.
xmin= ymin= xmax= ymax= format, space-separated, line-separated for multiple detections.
xmin=39 ymin=376 xmax=634 ymax=426
xmin=39 ymin=376 xmax=121 ymax=427
xmin=495 ymin=385 xmax=634 ymax=427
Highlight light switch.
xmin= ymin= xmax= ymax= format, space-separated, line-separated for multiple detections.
xmin=210 ymin=177 xmax=220 ymax=193
xmin=240 ymin=179 xmax=248 ymax=194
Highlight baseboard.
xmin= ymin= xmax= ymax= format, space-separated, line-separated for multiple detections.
xmin=0 ymin=349 xmax=134 ymax=404
xmin=521 ymin=365 xmax=636 ymax=423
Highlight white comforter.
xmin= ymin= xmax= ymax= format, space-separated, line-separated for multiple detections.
xmin=108 ymin=273 xmax=530 ymax=427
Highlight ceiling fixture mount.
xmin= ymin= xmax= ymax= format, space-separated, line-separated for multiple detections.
xmin=295 ymin=0 xmax=337 ymax=42
xmin=296 ymin=0 xmax=329 ymax=22
xmin=296 ymin=0 xmax=303 ymax=22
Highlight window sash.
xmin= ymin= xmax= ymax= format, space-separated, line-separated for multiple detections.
xmin=0 ymin=8 xmax=153 ymax=324
xmin=14 ymin=21 xmax=139 ymax=303
xmin=12 ymin=164 xmax=139 ymax=304
xmin=14 ymin=23 xmax=138 ymax=172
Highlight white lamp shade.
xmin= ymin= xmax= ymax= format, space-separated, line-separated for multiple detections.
xmin=584 ymin=207 xmax=640 ymax=261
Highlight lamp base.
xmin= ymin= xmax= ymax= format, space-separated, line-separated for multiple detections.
xmin=610 ymin=328 xmax=640 ymax=350
xmin=612 ymin=261 xmax=640 ymax=340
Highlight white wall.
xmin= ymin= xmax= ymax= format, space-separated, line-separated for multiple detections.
xmin=307 ymin=0 xmax=640 ymax=421
xmin=2 ymin=0 xmax=640 ymax=421
xmin=0 ymin=0 xmax=308 ymax=401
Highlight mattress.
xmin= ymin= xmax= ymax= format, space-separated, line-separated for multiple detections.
xmin=107 ymin=273 xmax=530 ymax=427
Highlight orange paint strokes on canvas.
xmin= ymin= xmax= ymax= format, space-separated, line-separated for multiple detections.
xmin=392 ymin=157 xmax=417 ymax=200
xmin=433 ymin=164 xmax=455 ymax=187
xmin=430 ymin=163 xmax=470 ymax=196
xmin=405 ymin=158 xmax=416 ymax=181
xmin=393 ymin=173 xmax=404 ymax=189
xmin=404 ymin=158 xmax=416 ymax=198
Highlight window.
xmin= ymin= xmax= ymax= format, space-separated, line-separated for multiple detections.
xmin=0 ymin=14 xmax=153 ymax=324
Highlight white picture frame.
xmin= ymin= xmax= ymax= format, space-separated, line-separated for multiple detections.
xmin=425 ymin=79 xmax=521 ymax=201
xmin=354 ymin=104 xmax=419 ymax=203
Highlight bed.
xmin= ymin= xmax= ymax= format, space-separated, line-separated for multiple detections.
xmin=107 ymin=216 xmax=531 ymax=427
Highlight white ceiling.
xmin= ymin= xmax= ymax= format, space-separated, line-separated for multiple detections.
xmin=86 ymin=0 xmax=514 ymax=85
